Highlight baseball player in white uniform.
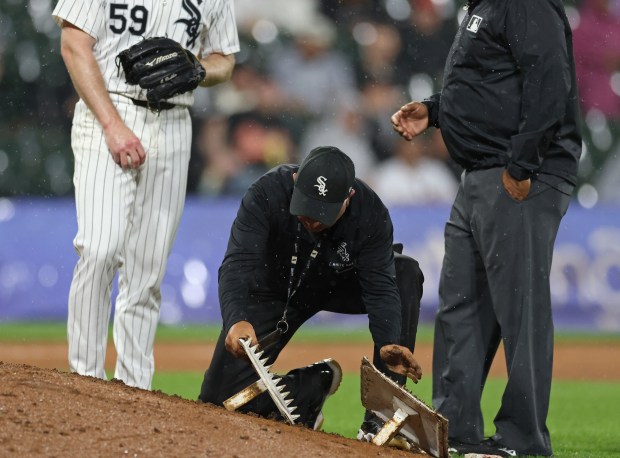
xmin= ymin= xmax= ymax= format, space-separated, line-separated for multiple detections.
xmin=52 ymin=0 xmax=239 ymax=389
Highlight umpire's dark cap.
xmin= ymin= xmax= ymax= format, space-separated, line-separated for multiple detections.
xmin=290 ymin=146 xmax=355 ymax=226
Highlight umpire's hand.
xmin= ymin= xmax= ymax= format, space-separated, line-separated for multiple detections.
xmin=380 ymin=344 xmax=423 ymax=383
xmin=390 ymin=101 xmax=429 ymax=141
xmin=225 ymin=320 xmax=258 ymax=359
xmin=502 ymin=169 xmax=531 ymax=201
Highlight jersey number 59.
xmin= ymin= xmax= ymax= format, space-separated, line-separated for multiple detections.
xmin=109 ymin=3 xmax=149 ymax=35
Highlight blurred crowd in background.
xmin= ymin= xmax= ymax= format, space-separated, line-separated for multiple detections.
xmin=1 ymin=0 xmax=619 ymax=208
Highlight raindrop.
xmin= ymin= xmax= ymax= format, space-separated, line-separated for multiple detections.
xmin=408 ymin=73 xmax=434 ymax=101
xmin=37 ymin=264 xmax=58 ymax=288
xmin=585 ymin=108 xmax=607 ymax=133
xmin=160 ymin=283 xmax=182 ymax=324
xmin=0 ymin=150 xmax=9 ymax=173
xmin=592 ymin=129 xmax=613 ymax=152
xmin=431 ymin=0 xmax=456 ymax=19
xmin=565 ymin=6 xmax=580 ymax=30
xmin=352 ymin=22 xmax=377 ymax=47
xmin=183 ymin=259 xmax=209 ymax=285
xmin=181 ymin=282 xmax=206 ymax=308
xmin=384 ymin=0 xmax=411 ymax=21
xmin=577 ymin=184 xmax=598 ymax=209
xmin=0 ymin=262 xmax=30 ymax=289
xmin=610 ymin=72 xmax=620 ymax=97
xmin=0 ymin=198 xmax=16 ymax=222
xmin=252 ymin=20 xmax=278 ymax=44
xmin=16 ymin=41 xmax=41 ymax=82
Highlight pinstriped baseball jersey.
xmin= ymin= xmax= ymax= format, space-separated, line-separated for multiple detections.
xmin=52 ymin=0 xmax=239 ymax=105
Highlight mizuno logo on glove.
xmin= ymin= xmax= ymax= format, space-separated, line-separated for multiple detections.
xmin=145 ymin=52 xmax=179 ymax=67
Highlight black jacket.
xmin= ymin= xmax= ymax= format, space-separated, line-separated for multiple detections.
xmin=218 ymin=164 xmax=401 ymax=348
xmin=424 ymin=0 xmax=582 ymax=184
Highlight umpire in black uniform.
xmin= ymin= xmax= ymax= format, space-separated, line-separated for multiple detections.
xmin=391 ymin=0 xmax=581 ymax=456
xmin=199 ymin=146 xmax=424 ymax=431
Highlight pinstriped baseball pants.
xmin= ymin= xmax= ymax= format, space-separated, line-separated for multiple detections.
xmin=67 ymin=96 xmax=191 ymax=389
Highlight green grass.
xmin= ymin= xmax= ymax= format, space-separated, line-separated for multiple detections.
xmin=0 ymin=321 xmax=434 ymax=344
xmin=151 ymin=372 xmax=620 ymax=458
xmin=2 ymin=321 xmax=618 ymax=344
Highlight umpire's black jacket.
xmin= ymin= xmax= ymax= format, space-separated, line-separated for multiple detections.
xmin=218 ymin=164 xmax=401 ymax=349
xmin=424 ymin=0 xmax=582 ymax=184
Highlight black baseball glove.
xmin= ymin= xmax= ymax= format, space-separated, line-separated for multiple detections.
xmin=116 ymin=37 xmax=206 ymax=109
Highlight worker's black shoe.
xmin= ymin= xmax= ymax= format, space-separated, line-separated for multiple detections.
xmin=284 ymin=358 xmax=342 ymax=430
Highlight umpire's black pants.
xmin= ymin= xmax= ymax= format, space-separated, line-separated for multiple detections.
xmin=432 ymin=168 xmax=573 ymax=456
xmin=199 ymin=251 xmax=423 ymax=418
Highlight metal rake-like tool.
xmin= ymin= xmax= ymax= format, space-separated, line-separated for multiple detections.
xmin=360 ymin=357 xmax=449 ymax=457
xmin=223 ymin=338 xmax=300 ymax=424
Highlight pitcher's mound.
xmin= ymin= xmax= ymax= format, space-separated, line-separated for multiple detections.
xmin=0 ymin=361 xmax=424 ymax=457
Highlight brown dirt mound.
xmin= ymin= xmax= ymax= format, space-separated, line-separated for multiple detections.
xmin=2 ymin=341 xmax=619 ymax=380
xmin=0 ymin=362 xmax=424 ymax=458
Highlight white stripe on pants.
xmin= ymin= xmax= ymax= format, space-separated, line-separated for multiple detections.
xmin=68 ymin=96 xmax=191 ymax=389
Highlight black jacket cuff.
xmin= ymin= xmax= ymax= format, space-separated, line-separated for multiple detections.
xmin=422 ymin=93 xmax=441 ymax=128
xmin=506 ymin=162 xmax=533 ymax=181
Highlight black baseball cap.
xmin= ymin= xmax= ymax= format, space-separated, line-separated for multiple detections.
xmin=290 ymin=146 xmax=356 ymax=226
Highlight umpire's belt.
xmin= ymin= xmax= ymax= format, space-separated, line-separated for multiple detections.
xmin=130 ymin=98 xmax=176 ymax=111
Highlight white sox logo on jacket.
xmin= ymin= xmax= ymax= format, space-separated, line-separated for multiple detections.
xmin=329 ymin=241 xmax=353 ymax=271
xmin=337 ymin=242 xmax=350 ymax=262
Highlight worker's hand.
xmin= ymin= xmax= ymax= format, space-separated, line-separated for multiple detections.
xmin=380 ymin=344 xmax=422 ymax=383
xmin=502 ymin=169 xmax=531 ymax=201
xmin=225 ymin=320 xmax=257 ymax=359
xmin=390 ymin=101 xmax=429 ymax=141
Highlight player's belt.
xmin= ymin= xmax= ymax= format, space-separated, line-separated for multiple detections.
xmin=130 ymin=98 xmax=176 ymax=111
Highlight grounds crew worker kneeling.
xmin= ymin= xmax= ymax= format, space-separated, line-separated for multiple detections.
xmin=199 ymin=146 xmax=424 ymax=435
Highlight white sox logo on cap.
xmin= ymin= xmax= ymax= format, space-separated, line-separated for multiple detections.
xmin=314 ymin=176 xmax=328 ymax=196
xmin=290 ymin=146 xmax=355 ymax=226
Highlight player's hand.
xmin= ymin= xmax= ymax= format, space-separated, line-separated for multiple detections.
xmin=103 ymin=119 xmax=146 ymax=170
xmin=379 ymin=344 xmax=422 ymax=383
xmin=502 ymin=169 xmax=531 ymax=201
xmin=390 ymin=101 xmax=429 ymax=141
xmin=225 ymin=320 xmax=258 ymax=359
